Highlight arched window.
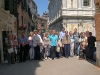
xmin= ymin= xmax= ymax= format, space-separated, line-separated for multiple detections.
xmin=83 ymin=0 xmax=90 ymax=6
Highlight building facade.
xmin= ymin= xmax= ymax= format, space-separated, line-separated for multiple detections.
xmin=48 ymin=0 xmax=95 ymax=35
xmin=37 ymin=12 xmax=49 ymax=32
xmin=0 ymin=0 xmax=38 ymax=62
xmin=0 ymin=0 xmax=17 ymax=62
xmin=94 ymin=0 xmax=100 ymax=67
xmin=17 ymin=0 xmax=38 ymax=36
xmin=29 ymin=0 xmax=38 ymax=31
xmin=17 ymin=0 xmax=31 ymax=36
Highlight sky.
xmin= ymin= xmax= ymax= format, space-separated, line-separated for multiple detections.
xmin=34 ymin=0 xmax=48 ymax=16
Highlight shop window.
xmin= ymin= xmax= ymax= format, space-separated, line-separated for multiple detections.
xmin=83 ymin=0 xmax=90 ymax=6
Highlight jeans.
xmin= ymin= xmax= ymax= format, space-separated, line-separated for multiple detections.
xmin=74 ymin=42 xmax=79 ymax=55
xmin=29 ymin=47 xmax=34 ymax=60
xmin=87 ymin=47 xmax=95 ymax=60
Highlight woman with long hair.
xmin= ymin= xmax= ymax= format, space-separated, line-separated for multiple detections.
xmin=28 ymin=32 xmax=34 ymax=60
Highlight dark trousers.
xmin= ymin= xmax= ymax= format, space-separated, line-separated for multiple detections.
xmin=34 ymin=45 xmax=41 ymax=60
xmin=56 ymin=52 xmax=60 ymax=58
xmin=60 ymin=47 xmax=65 ymax=57
xmin=87 ymin=47 xmax=95 ymax=60
xmin=74 ymin=42 xmax=79 ymax=55
xmin=64 ymin=44 xmax=70 ymax=58
xmin=20 ymin=45 xmax=27 ymax=62
xmin=50 ymin=46 xmax=56 ymax=60
xmin=8 ymin=52 xmax=14 ymax=64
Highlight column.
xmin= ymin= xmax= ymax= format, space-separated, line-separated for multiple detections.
xmin=78 ymin=0 xmax=82 ymax=9
xmin=62 ymin=0 xmax=67 ymax=9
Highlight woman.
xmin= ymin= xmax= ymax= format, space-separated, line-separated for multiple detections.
xmin=79 ymin=32 xmax=87 ymax=60
xmin=13 ymin=34 xmax=18 ymax=62
xmin=43 ymin=33 xmax=50 ymax=60
xmin=69 ymin=31 xmax=74 ymax=57
xmin=62 ymin=31 xmax=71 ymax=58
xmin=28 ymin=32 xmax=34 ymax=60
xmin=6 ymin=33 xmax=14 ymax=65
xmin=49 ymin=30 xmax=58 ymax=60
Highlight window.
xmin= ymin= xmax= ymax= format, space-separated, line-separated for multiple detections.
xmin=83 ymin=0 xmax=90 ymax=6
xmin=4 ymin=0 xmax=9 ymax=10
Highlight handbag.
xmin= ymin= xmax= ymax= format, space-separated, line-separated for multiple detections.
xmin=8 ymin=48 xmax=14 ymax=54
xmin=56 ymin=46 xmax=60 ymax=52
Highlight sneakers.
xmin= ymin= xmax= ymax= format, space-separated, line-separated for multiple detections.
xmin=45 ymin=57 xmax=47 ymax=60
xmin=48 ymin=58 xmax=52 ymax=60
xmin=76 ymin=56 xmax=79 ymax=58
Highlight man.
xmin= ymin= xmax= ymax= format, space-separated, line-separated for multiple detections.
xmin=73 ymin=28 xmax=80 ymax=56
xmin=87 ymin=32 xmax=96 ymax=61
xmin=18 ymin=32 xmax=28 ymax=62
xmin=49 ymin=30 xmax=58 ymax=60
xmin=59 ymin=28 xmax=65 ymax=41
xmin=59 ymin=28 xmax=65 ymax=57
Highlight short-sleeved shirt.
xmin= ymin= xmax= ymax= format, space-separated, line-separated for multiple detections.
xmin=43 ymin=37 xmax=50 ymax=45
xmin=59 ymin=31 xmax=65 ymax=40
xmin=18 ymin=36 xmax=27 ymax=44
xmin=70 ymin=35 xmax=74 ymax=43
xmin=49 ymin=35 xmax=58 ymax=46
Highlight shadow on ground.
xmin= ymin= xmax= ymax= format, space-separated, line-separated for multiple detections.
xmin=0 ymin=60 xmax=40 ymax=75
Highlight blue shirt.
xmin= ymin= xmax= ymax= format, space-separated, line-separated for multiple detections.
xmin=18 ymin=36 xmax=28 ymax=44
xmin=49 ymin=35 xmax=58 ymax=46
xmin=70 ymin=35 xmax=74 ymax=43
xmin=59 ymin=31 xmax=65 ymax=40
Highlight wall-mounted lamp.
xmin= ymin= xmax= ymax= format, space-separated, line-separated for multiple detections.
xmin=2 ymin=29 xmax=3 ymax=31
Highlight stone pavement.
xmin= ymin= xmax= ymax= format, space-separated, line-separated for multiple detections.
xmin=0 ymin=57 xmax=100 ymax=75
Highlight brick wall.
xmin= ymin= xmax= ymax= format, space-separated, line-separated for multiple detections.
xmin=95 ymin=0 xmax=100 ymax=4
xmin=95 ymin=0 xmax=100 ymax=41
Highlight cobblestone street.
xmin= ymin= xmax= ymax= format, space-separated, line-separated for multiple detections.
xmin=0 ymin=57 xmax=100 ymax=75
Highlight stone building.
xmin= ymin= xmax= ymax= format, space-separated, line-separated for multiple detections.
xmin=37 ymin=12 xmax=49 ymax=32
xmin=17 ymin=0 xmax=38 ymax=36
xmin=17 ymin=0 xmax=31 ymax=36
xmin=94 ymin=0 xmax=100 ymax=67
xmin=48 ymin=0 xmax=95 ymax=35
xmin=0 ymin=0 xmax=17 ymax=62
xmin=29 ymin=0 xmax=38 ymax=31
xmin=0 ymin=0 xmax=38 ymax=62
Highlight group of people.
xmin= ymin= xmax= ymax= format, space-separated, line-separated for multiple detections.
xmin=5 ymin=28 xmax=96 ymax=65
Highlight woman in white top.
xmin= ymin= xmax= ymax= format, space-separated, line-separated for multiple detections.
xmin=79 ymin=32 xmax=87 ymax=60
xmin=28 ymin=32 xmax=34 ymax=60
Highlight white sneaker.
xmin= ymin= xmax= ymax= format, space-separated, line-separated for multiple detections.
xmin=76 ymin=56 xmax=79 ymax=58
xmin=49 ymin=58 xmax=52 ymax=60
xmin=45 ymin=57 xmax=47 ymax=60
